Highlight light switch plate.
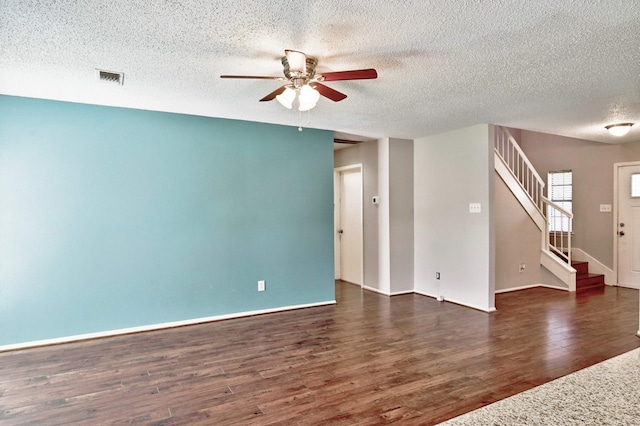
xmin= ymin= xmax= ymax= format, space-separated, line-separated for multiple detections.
xmin=469 ymin=203 xmax=481 ymax=213
xmin=600 ymin=204 xmax=612 ymax=212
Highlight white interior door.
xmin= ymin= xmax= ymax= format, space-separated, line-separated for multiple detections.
xmin=617 ymin=164 xmax=640 ymax=289
xmin=336 ymin=167 xmax=363 ymax=285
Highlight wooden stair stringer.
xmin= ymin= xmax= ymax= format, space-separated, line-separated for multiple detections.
xmin=495 ymin=152 xmax=546 ymax=234
xmin=541 ymin=249 xmax=576 ymax=291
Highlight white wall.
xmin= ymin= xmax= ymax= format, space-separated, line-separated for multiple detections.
xmin=389 ymin=138 xmax=414 ymax=294
xmin=414 ymin=124 xmax=495 ymax=312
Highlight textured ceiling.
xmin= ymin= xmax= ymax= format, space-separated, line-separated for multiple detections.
xmin=1 ymin=0 xmax=639 ymax=143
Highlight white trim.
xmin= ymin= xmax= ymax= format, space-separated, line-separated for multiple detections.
xmin=540 ymin=249 xmax=576 ymax=291
xmin=362 ymin=286 xmax=413 ymax=297
xmin=390 ymin=290 xmax=414 ymax=296
xmin=333 ymin=163 xmax=364 ymax=287
xmin=363 ymin=285 xmax=390 ymax=296
xmin=616 ymin=283 xmax=640 ymax=290
xmin=613 ymin=162 xmax=623 ymax=286
xmin=413 ymin=290 xmax=497 ymax=313
xmin=334 ymin=164 xmax=363 ymax=173
xmin=378 ymin=138 xmax=391 ymax=294
xmin=612 ymin=160 xmax=640 ymax=286
xmin=0 ymin=300 xmax=336 ymax=353
xmin=495 ymin=284 xmax=569 ymax=294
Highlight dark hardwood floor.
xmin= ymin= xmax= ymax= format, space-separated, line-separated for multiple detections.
xmin=1 ymin=281 xmax=639 ymax=425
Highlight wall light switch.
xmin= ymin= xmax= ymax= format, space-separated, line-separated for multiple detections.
xmin=600 ymin=204 xmax=612 ymax=213
xmin=469 ymin=203 xmax=481 ymax=213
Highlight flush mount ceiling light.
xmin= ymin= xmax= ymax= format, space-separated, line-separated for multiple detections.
xmin=605 ymin=122 xmax=634 ymax=137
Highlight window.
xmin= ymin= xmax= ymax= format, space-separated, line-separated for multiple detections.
xmin=631 ymin=173 xmax=640 ymax=198
xmin=548 ymin=170 xmax=572 ymax=232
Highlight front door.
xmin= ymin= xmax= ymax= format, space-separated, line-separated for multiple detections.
xmin=616 ymin=163 xmax=640 ymax=289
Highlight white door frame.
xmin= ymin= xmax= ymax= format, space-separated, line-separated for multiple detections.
xmin=613 ymin=160 xmax=640 ymax=287
xmin=334 ymin=164 xmax=364 ymax=285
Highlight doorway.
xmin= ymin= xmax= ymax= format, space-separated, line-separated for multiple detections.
xmin=334 ymin=165 xmax=363 ymax=286
xmin=614 ymin=162 xmax=640 ymax=289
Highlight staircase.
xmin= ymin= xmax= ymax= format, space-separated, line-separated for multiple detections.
xmin=552 ymin=251 xmax=605 ymax=291
xmin=573 ymin=260 xmax=605 ymax=291
xmin=494 ymin=125 xmax=606 ymax=292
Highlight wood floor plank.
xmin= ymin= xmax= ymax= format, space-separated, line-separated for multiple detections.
xmin=0 ymin=282 xmax=638 ymax=425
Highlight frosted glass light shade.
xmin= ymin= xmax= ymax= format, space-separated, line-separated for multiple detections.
xmin=287 ymin=50 xmax=307 ymax=73
xmin=605 ymin=123 xmax=634 ymax=137
xmin=276 ymin=87 xmax=296 ymax=109
xmin=298 ymin=85 xmax=320 ymax=111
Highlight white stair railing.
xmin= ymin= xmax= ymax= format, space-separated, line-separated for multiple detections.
xmin=494 ymin=126 xmax=572 ymax=264
xmin=494 ymin=126 xmax=545 ymax=213
xmin=543 ymin=196 xmax=573 ymax=264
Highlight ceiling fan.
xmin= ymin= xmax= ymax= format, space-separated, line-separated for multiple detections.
xmin=220 ymin=50 xmax=378 ymax=111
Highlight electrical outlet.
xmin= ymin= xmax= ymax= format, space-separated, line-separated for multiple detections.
xmin=258 ymin=280 xmax=265 ymax=292
xmin=519 ymin=263 xmax=526 ymax=273
xmin=436 ymin=272 xmax=440 ymax=280
xmin=469 ymin=203 xmax=481 ymax=213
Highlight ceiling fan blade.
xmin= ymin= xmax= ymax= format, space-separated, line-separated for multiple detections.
xmin=220 ymin=75 xmax=286 ymax=80
xmin=312 ymin=83 xmax=347 ymax=102
xmin=259 ymin=85 xmax=287 ymax=102
xmin=318 ymin=68 xmax=378 ymax=81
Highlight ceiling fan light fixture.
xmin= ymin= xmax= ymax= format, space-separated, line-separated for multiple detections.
xmin=286 ymin=50 xmax=307 ymax=73
xmin=276 ymin=87 xmax=296 ymax=109
xmin=221 ymin=49 xmax=377 ymax=109
xmin=298 ymin=100 xmax=317 ymax=112
xmin=298 ymin=85 xmax=320 ymax=111
xmin=605 ymin=122 xmax=634 ymax=137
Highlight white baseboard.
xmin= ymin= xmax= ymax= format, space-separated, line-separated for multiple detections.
xmin=616 ymin=283 xmax=640 ymax=290
xmin=390 ymin=290 xmax=414 ymax=296
xmin=495 ymin=283 xmax=569 ymax=294
xmin=363 ymin=285 xmax=391 ymax=296
xmin=362 ymin=285 xmax=413 ymax=297
xmin=413 ymin=290 xmax=496 ymax=313
xmin=0 ymin=300 xmax=337 ymax=353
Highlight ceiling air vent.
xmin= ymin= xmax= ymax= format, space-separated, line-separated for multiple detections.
xmin=95 ymin=69 xmax=124 ymax=85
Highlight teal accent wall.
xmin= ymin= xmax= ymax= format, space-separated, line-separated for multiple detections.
xmin=0 ymin=95 xmax=335 ymax=346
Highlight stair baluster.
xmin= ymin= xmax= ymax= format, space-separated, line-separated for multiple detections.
xmin=494 ymin=126 xmax=573 ymax=265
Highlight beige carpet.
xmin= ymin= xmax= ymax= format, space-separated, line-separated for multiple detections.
xmin=438 ymin=348 xmax=640 ymax=425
